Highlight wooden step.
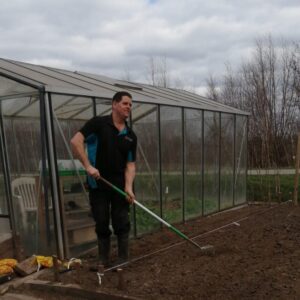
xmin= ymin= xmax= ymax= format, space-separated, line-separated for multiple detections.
xmin=66 ymin=218 xmax=96 ymax=245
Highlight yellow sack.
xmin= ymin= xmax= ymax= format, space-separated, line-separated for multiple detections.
xmin=0 ymin=259 xmax=18 ymax=268
xmin=35 ymin=256 xmax=53 ymax=268
xmin=0 ymin=265 xmax=13 ymax=275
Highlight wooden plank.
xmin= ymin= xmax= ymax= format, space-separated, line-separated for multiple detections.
xmin=14 ymin=256 xmax=37 ymax=277
xmin=68 ymin=226 xmax=96 ymax=245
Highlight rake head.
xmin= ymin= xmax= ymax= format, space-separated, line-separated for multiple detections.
xmin=200 ymin=244 xmax=215 ymax=256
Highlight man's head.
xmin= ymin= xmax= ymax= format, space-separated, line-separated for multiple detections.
xmin=112 ymin=91 xmax=132 ymax=103
xmin=112 ymin=91 xmax=133 ymax=120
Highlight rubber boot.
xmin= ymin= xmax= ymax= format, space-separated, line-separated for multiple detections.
xmin=117 ymin=234 xmax=129 ymax=265
xmin=98 ymin=237 xmax=110 ymax=267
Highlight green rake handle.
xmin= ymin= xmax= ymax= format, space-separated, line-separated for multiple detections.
xmin=98 ymin=176 xmax=201 ymax=249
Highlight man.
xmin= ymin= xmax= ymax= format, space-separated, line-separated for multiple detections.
xmin=71 ymin=91 xmax=137 ymax=266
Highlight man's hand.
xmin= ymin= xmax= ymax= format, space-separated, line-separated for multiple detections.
xmin=86 ymin=165 xmax=100 ymax=180
xmin=125 ymin=188 xmax=135 ymax=204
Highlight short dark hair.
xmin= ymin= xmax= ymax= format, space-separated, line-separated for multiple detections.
xmin=112 ymin=91 xmax=132 ymax=103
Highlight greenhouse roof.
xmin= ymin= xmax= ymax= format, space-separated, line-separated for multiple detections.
xmin=0 ymin=58 xmax=249 ymax=115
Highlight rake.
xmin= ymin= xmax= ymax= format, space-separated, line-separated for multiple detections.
xmin=98 ymin=176 xmax=215 ymax=255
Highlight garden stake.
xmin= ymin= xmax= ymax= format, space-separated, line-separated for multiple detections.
xmin=117 ymin=268 xmax=125 ymax=290
xmin=98 ymin=177 xmax=215 ymax=255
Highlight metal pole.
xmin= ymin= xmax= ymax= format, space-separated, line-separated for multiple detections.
xmin=182 ymin=108 xmax=185 ymax=222
xmin=233 ymin=115 xmax=236 ymax=205
xmin=44 ymin=93 xmax=65 ymax=259
xmin=39 ymin=90 xmax=52 ymax=246
xmin=218 ymin=112 xmax=221 ymax=211
xmin=246 ymin=116 xmax=249 ymax=203
xmin=158 ymin=106 xmax=163 ymax=221
xmin=129 ymin=109 xmax=137 ymax=238
xmin=201 ymin=110 xmax=204 ymax=216
xmin=92 ymin=97 xmax=97 ymax=117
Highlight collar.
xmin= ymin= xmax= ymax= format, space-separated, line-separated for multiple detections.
xmin=105 ymin=114 xmax=131 ymax=133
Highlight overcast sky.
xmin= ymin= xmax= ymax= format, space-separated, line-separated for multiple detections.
xmin=1 ymin=0 xmax=300 ymax=94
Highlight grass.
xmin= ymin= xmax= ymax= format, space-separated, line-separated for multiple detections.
xmin=247 ymin=174 xmax=296 ymax=202
xmin=7 ymin=172 xmax=295 ymax=237
xmin=133 ymin=172 xmax=298 ymax=234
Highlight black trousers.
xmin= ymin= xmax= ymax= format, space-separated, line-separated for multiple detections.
xmin=89 ymin=189 xmax=130 ymax=239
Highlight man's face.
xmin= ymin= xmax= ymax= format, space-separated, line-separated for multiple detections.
xmin=112 ymin=96 xmax=132 ymax=119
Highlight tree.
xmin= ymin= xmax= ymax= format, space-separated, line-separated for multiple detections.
xmin=145 ymin=55 xmax=169 ymax=88
xmin=206 ymin=36 xmax=300 ymax=168
xmin=205 ymin=74 xmax=220 ymax=102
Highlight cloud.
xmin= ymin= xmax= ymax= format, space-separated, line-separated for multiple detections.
xmin=0 ymin=0 xmax=300 ymax=93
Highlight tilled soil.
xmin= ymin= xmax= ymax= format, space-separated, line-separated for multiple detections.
xmin=14 ymin=202 xmax=300 ymax=299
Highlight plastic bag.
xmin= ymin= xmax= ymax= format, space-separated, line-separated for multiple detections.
xmin=35 ymin=256 xmax=53 ymax=268
xmin=0 ymin=258 xmax=18 ymax=268
xmin=0 ymin=265 xmax=13 ymax=275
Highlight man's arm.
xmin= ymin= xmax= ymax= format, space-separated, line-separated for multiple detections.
xmin=124 ymin=161 xmax=136 ymax=204
xmin=70 ymin=132 xmax=100 ymax=179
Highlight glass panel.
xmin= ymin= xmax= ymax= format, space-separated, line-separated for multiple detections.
xmin=235 ymin=116 xmax=247 ymax=205
xmin=51 ymin=94 xmax=95 ymax=257
xmin=220 ymin=114 xmax=234 ymax=210
xmin=96 ymin=98 xmax=112 ymax=117
xmin=1 ymin=95 xmax=40 ymax=117
xmin=184 ymin=109 xmax=202 ymax=219
xmin=52 ymin=95 xmax=94 ymax=120
xmin=0 ymin=76 xmax=37 ymax=98
xmin=132 ymin=104 xmax=160 ymax=235
xmin=203 ymin=111 xmax=220 ymax=214
xmin=2 ymin=96 xmax=56 ymax=256
xmin=160 ymin=106 xmax=183 ymax=223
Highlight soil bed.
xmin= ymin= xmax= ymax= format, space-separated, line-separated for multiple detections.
xmin=15 ymin=202 xmax=300 ymax=299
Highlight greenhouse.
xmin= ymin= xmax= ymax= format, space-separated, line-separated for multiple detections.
xmin=0 ymin=58 xmax=248 ymax=259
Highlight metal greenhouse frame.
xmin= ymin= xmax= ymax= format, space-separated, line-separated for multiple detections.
xmin=0 ymin=58 xmax=249 ymax=259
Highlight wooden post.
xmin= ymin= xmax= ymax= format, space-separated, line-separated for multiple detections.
xmin=293 ymin=133 xmax=300 ymax=205
xmin=52 ymin=255 xmax=60 ymax=282
xmin=117 ymin=268 xmax=125 ymax=290
xmin=13 ymin=233 xmax=25 ymax=261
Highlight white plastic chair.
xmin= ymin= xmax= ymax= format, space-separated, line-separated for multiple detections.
xmin=11 ymin=177 xmax=39 ymax=231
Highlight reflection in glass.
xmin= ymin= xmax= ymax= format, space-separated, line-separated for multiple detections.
xmin=160 ymin=106 xmax=183 ymax=223
xmin=184 ymin=109 xmax=202 ymax=219
xmin=203 ymin=111 xmax=219 ymax=214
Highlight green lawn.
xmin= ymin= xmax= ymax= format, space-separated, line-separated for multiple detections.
xmin=247 ymin=174 xmax=296 ymax=202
